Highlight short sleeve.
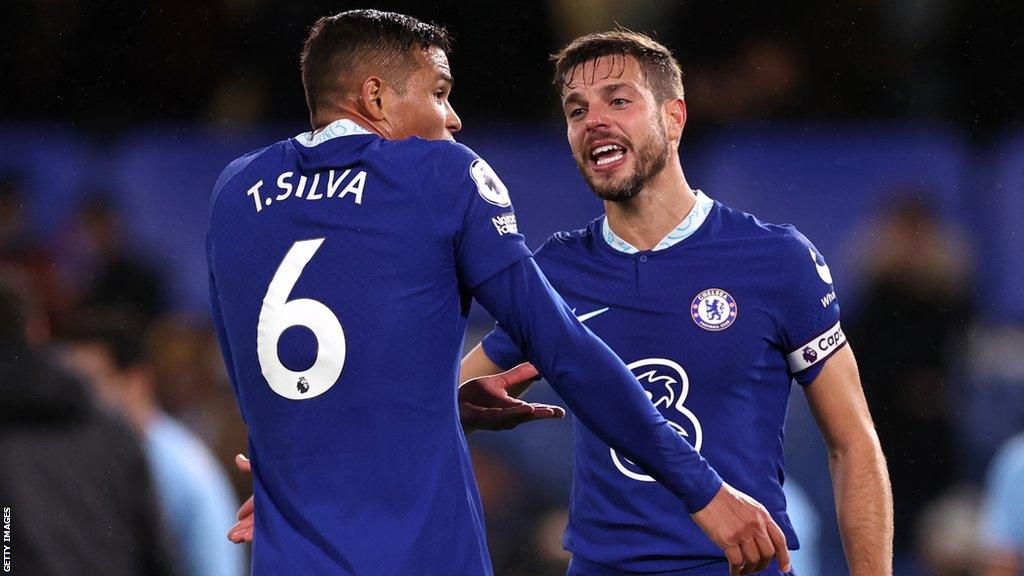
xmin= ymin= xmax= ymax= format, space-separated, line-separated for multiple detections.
xmin=431 ymin=143 xmax=531 ymax=289
xmin=773 ymin=227 xmax=845 ymax=386
xmin=980 ymin=436 xmax=1024 ymax=554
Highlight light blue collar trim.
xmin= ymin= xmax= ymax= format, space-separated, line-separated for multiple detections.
xmin=601 ymin=190 xmax=714 ymax=254
xmin=295 ymin=119 xmax=374 ymax=147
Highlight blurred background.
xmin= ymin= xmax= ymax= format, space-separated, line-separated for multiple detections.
xmin=1 ymin=0 xmax=1022 ymax=575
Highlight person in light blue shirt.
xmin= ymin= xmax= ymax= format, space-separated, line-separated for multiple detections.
xmin=146 ymin=413 xmax=244 ymax=576
xmin=980 ymin=433 xmax=1024 ymax=576
xmin=60 ymin=311 xmax=244 ymax=576
xmin=783 ymin=481 xmax=820 ymax=576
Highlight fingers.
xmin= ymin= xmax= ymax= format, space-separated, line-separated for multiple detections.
xmin=750 ymin=533 xmax=774 ymax=573
xmin=526 ymin=404 xmax=566 ymax=420
xmin=503 ymin=362 xmax=540 ymax=384
xmin=739 ymin=539 xmax=761 ymax=575
xmin=235 ymin=453 xmax=251 ymax=473
xmin=767 ymin=519 xmax=791 ymax=573
xmin=227 ymin=517 xmax=253 ymax=543
xmin=724 ymin=544 xmax=744 ymax=576
xmin=237 ymin=495 xmax=254 ymax=520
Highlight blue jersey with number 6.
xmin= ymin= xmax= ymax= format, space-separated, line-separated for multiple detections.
xmin=207 ymin=120 xmax=532 ymax=575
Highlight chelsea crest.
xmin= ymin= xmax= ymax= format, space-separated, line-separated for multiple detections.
xmin=691 ymin=288 xmax=738 ymax=331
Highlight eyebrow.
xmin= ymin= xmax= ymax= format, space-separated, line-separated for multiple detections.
xmin=438 ymin=71 xmax=454 ymax=87
xmin=562 ymin=82 xmax=633 ymax=107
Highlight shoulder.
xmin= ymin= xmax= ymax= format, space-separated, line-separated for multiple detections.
xmin=386 ymin=138 xmax=481 ymax=173
xmin=712 ymin=201 xmax=814 ymax=251
xmin=539 ymin=218 xmax=600 ymax=259
xmin=529 ymin=218 xmax=603 ymax=284
xmin=210 ymin=141 xmax=281 ymax=211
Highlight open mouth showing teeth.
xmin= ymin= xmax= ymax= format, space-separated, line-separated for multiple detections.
xmin=591 ymin=144 xmax=626 ymax=166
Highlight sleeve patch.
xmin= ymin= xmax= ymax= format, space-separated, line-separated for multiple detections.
xmin=786 ymin=320 xmax=846 ymax=373
xmin=470 ymin=158 xmax=511 ymax=207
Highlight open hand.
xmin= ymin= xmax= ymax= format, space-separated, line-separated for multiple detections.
xmin=459 ymin=363 xmax=565 ymax=432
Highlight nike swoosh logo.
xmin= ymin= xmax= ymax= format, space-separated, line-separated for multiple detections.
xmin=575 ymin=307 xmax=610 ymax=323
xmin=809 ymin=248 xmax=833 ymax=285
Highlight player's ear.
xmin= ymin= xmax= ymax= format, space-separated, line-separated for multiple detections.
xmin=359 ymin=76 xmax=387 ymax=121
xmin=664 ymin=98 xmax=686 ymax=141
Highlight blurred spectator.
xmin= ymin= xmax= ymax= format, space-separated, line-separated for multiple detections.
xmin=0 ymin=172 xmax=62 ymax=319
xmin=56 ymin=199 xmax=164 ymax=324
xmin=59 ymin=310 xmax=243 ymax=576
xmin=471 ymin=446 xmax=535 ymax=576
xmin=784 ymin=480 xmax=821 ymax=576
xmin=146 ymin=316 xmax=251 ymax=497
xmin=0 ymin=172 xmax=33 ymax=256
xmin=0 ymin=267 xmax=177 ymax=576
xmin=959 ymin=324 xmax=1024 ymax=480
xmin=531 ymin=507 xmax=571 ymax=576
xmin=850 ymin=194 xmax=972 ymax=550
xmin=913 ymin=486 xmax=981 ymax=576
xmin=979 ymin=433 xmax=1024 ymax=576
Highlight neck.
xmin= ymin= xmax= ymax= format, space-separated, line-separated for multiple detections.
xmin=311 ymin=104 xmax=388 ymax=139
xmin=603 ymin=154 xmax=695 ymax=251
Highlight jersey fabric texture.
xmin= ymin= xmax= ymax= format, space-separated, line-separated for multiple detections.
xmin=208 ymin=121 xmax=724 ymax=575
xmin=483 ymin=196 xmax=845 ymax=574
xmin=208 ymin=120 xmax=531 ymax=575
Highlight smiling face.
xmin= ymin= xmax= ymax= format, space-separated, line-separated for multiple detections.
xmin=383 ymin=46 xmax=462 ymax=141
xmin=561 ymin=54 xmax=672 ymax=202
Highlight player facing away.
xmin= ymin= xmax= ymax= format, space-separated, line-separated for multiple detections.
xmin=208 ymin=10 xmax=790 ymax=576
xmin=457 ymin=32 xmax=895 ymax=576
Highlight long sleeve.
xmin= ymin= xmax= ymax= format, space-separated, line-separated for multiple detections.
xmin=473 ymin=257 xmax=722 ymax=513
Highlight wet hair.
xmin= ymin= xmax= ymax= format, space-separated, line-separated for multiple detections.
xmin=551 ymin=30 xmax=684 ymax=102
xmin=300 ymin=9 xmax=451 ymax=116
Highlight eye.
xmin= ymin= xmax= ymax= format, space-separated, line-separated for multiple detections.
xmin=611 ymin=97 xmax=629 ymax=107
xmin=568 ymin=107 xmax=585 ymax=119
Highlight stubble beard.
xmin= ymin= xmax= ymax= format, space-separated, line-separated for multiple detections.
xmin=578 ymin=122 xmax=670 ymax=203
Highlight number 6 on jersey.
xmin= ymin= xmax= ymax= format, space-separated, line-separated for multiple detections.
xmin=257 ymin=238 xmax=346 ymax=400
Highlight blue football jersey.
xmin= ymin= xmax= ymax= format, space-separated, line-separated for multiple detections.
xmin=207 ymin=120 xmax=531 ymax=575
xmin=483 ymin=196 xmax=845 ymax=574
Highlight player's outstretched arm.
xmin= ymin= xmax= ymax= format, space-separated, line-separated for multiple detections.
xmin=473 ymin=257 xmax=789 ymax=574
xmin=805 ymin=345 xmax=893 ymax=576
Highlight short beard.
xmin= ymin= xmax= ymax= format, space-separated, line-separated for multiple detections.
xmin=579 ymin=123 xmax=669 ymax=203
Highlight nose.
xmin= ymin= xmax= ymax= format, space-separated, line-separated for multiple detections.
xmin=584 ymin=106 xmax=608 ymax=131
xmin=446 ymin=101 xmax=462 ymax=136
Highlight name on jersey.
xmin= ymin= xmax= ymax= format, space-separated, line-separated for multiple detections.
xmin=492 ymin=213 xmax=518 ymax=235
xmin=820 ymin=290 xmax=837 ymax=308
xmin=245 ymin=169 xmax=367 ymax=213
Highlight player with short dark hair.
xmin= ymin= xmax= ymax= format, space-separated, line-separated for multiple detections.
xmin=209 ymin=10 xmax=789 ymax=576
xmin=457 ymin=30 xmax=895 ymax=576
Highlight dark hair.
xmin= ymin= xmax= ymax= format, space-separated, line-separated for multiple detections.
xmin=60 ymin=310 xmax=148 ymax=371
xmin=551 ymin=30 xmax=684 ymax=103
xmin=300 ymin=9 xmax=451 ymax=117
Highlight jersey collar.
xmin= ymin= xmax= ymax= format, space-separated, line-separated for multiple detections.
xmin=295 ymin=119 xmax=374 ymax=148
xmin=601 ymin=190 xmax=714 ymax=254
